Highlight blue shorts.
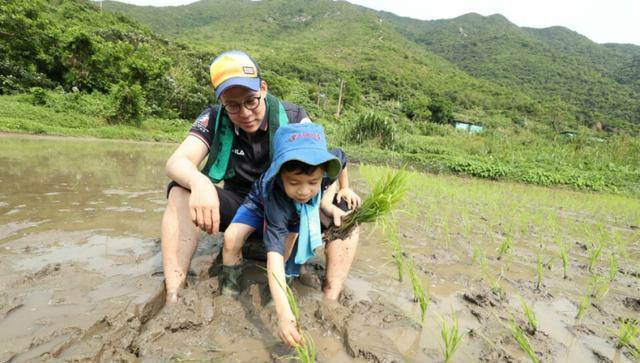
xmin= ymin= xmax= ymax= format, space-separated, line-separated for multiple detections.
xmin=231 ymin=204 xmax=299 ymax=234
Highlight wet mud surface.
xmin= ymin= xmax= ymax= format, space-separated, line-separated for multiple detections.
xmin=1 ymin=134 xmax=639 ymax=362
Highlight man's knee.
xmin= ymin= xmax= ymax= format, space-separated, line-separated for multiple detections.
xmin=166 ymin=186 xmax=190 ymax=212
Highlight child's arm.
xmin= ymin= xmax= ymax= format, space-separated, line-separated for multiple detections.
xmin=267 ymin=251 xmax=302 ymax=347
xmin=336 ymin=165 xmax=362 ymax=210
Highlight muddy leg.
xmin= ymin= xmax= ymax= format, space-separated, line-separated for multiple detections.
xmin=221 ymin=223 xmax=255 ymax=296
xmin=323 ymin=227 xmax=359 ymax=300
xmin=161 ymin=186 xmax=200 ymax=303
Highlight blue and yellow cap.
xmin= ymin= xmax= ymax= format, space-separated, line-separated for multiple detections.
xmin=210 ymin=50 xmax=261 ymax=99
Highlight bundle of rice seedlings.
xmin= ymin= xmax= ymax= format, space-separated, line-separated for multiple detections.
xmin=324 ymin=168 xmax=409 ymax=241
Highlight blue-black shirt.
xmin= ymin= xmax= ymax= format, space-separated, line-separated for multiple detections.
xmin=241 ymin=148 xmax=347 ymax=255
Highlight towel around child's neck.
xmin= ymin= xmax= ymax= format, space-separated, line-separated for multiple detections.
xmin=285 ymin=193 xmax=322 ymax=277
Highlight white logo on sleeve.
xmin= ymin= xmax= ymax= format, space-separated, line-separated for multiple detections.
xmin=232 ymin=148 xmax=245 ymax=156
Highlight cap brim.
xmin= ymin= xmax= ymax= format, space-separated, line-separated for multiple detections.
xmin=215 ymin=77 xmax=261 ymax=99
xmin=264 ymin=148 xmax=341 ymax=187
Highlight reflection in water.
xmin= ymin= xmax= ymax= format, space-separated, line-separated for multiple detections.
xmin=0 ymin=135 xmax=175 ymax=241
xmin=0 ymin=135 xmax=175 ymax=359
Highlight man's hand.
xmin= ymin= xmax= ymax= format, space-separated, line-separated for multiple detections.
xmin=188 ymin=174 xmax=220 ymax=234
xmin=278 ymin=313 xmax=302 ymax=347
xmin=336 ymin=187 xmax=362 ymax=210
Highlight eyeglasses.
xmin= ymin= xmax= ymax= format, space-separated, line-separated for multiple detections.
xmin=222 ymin=95 xmax=262 ymax=114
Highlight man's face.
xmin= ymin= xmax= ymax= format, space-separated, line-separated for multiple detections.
xmin=280 ymin=167 xmax=324 ymax=204
xmin=219 ymin=81 xmax=267 ymax=134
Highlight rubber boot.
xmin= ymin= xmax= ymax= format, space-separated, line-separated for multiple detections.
xmin=220 ymin=264 xmax=243 ymax=297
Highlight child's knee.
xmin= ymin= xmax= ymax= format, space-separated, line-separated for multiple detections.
xmin=223 ymin=225 xmax=243 ymax=250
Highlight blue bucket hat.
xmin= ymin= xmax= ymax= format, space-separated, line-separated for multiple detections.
xmin=262 ymin=123 xmax=340 ymax=189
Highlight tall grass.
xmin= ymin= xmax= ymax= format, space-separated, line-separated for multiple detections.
xmin=440 ymin=312 xmax=464 ymax=363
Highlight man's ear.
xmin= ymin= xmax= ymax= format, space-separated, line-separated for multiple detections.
xmin=261 ymin=80 xmax=268 ymax=93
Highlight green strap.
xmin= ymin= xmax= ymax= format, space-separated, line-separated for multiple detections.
xmin=202 ymin=93 xmax=289 ymax=183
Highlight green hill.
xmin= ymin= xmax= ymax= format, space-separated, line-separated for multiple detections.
xmin=381 ymin=12 xmax=640 ymax=131
xmin=102 ymin=0 xmax=640 ymax=133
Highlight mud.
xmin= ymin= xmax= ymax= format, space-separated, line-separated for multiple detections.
xmin=1 ymin=134 xmax=639 ymax=362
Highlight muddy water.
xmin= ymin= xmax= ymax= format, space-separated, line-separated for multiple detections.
xmin=0 ymin=135 xmax=174 ymax=362
xmin=1 ymin=134 xmax=639 ymax=363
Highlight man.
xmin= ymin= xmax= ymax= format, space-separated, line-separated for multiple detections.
xmin=161 ymin=50 xmax=311 ymax=303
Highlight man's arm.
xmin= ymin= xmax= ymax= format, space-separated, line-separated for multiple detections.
xmin=165 ymin=135 xmax=220 ymax=234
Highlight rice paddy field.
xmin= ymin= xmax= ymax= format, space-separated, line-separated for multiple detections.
xmin=0 ymin=135 xmax=638 ymax=362
xmin=350 ymin=165 xmax=640 ymax=362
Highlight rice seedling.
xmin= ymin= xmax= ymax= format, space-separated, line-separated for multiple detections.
xmin=440 ymin=312 xmax=464 ymax=363
xmin=442 ymin=217 xmax=451 ymax=247
xmin=520 ymin=297 xmax=538 ymax=334
xmin=613 ymin=231 xmax=629 ymax=260
xmin=406 ymin=257 xmax=429 ymax=323
xmin=555 ymin=238 xmax=570 ymax=279
xmin=272 ymin=273 xmax=316 ymax=362
xmin=325 ymin=168 xmax=409 ymax=241
xmin=588 ymin=274 xmax=611 ymax=299
xmin=490 ymin=269 xmax=505 ymax=298
xmin=496 ymin=236 xmax=512 ymax=260
xmin=471 ymin=244 xmax=482 ymax=265
xmin=575 ymin=295 xmax=589 ymax=322
xmin=510 ymin=320 xmax=540 ymax=363
xmin=616 ymin=319 xmax=639 ymax=351
xmin=535 ymin=249 xmax=544 ymax=291
xmin=587 ymin=241 xmax=604 ymax=273
xmin=608 ymin=252 xmax=618 ymax=282
xmin=384 ymin=218 xmax=404 ymax=282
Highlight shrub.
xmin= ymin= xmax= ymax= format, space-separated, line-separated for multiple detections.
xmin=30 ymin=87 xmax=47 ymax=105
xmin=107 ymin=82 xmax=145 ymax=126
xmin=346 ymin=111 xmax=399 ymax=149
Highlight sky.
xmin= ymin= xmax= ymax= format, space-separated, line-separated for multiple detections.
xmin=107 ymin=0 xmax=640 ymax=45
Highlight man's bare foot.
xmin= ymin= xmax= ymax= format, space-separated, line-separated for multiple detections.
xmin=166 ymin=291 xmax=178 ymax=304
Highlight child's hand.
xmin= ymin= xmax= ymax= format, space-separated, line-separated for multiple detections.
xmin=278 ymin=314 xmax=302 ymax=347
xmin=337 ymin=187 xmax=362 ymax=210
xmin=332 ymin=207 xmax=349 ymax=227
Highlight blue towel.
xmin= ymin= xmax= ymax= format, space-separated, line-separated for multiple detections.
xmin=285 ymin=193 xmax=322 ymax=277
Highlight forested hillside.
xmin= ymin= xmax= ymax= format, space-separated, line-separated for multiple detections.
xmin=1 ymin=0 xmax=215 ymax=120
xmin=104 ymin=0 xmax=640 ymax=132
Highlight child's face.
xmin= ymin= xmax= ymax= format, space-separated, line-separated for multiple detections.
xmin=280 ymin=167 xmax=324 ymax=204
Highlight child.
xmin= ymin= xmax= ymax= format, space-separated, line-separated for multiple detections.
xmin=222 ymin=123 xmax=360 ymax=347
